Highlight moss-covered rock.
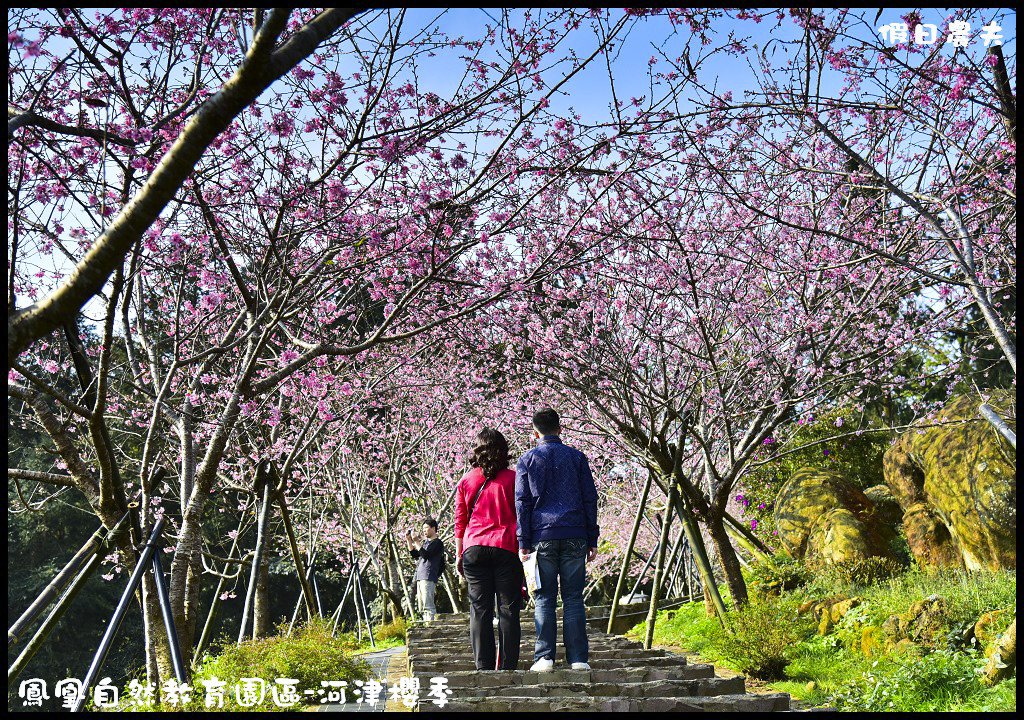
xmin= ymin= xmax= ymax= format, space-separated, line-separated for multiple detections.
xmin=774 ymin=467 xmax=900 ymax=565
xmin=796 ymin=594 xmax=863 ymax=636
xmin=863 ymin=485 xmax=903 ymax=528
xmin=860 ymin=625 xmax=887 ymax=658
xmin=902 ymin=503 xmax=963 ymax=568
xmin=975 ymin=608 xmax=1014 ymax=656
xmin=883 ymin=594 xmax=950 ymax=649
xmin=807 ymin=508 xmax=873 ymax=565
xmin=983 ymin=617 xmax=1016 ymax=686
xmin=892 ymin=638 xmax=923 ymax=656
xmin=883 ymin=392 xmax=1016 ymax=571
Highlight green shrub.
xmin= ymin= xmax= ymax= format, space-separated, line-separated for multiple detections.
xmin=121 ymin=617 xmax=371 ymax=712
xmin=720 ymin=595 xmax=815 ymax=680
xmin=640 ymin=569 xmax=1015 ymax=712
xmin=831 ymin=650 xmax=986 ymax=712
xmin=814 ymin=557 xmax=908 ymax=587
xmin=748 ymin=552 xmax=812 ymax=598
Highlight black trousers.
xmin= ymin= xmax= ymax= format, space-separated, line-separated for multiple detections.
xmin=462 ymin=545 xmax=523 ymax=670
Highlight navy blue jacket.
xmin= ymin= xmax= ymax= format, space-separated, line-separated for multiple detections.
xmin=515 ymin=435 xmax=599 ymax=549
xmin=411 ymin=538 xmax=444 ymax=582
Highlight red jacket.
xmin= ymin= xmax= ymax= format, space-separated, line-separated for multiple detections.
xmin=455 ymin=467 xmax=519 ymax=556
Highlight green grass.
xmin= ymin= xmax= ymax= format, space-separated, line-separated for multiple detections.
xmin=334 ymin=617 xmax=407 ymax=653
xmin=803 ymin=566 xmax=1017 ymax=632
xmin=635 ymin=568 xmax=1016 ymax=712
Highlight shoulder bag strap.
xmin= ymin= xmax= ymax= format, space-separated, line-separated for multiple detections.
xmin=466 ymin=475 xmax=490 ymax=524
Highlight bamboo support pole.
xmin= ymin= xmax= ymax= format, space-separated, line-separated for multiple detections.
xmin=277 ymin=490 xmax=318 ymax=620
xmin=644 ymin=482 xmax=677 ymax=649
xmin=8 ymin=513 xmax=128 ymax=649
xmin=673 ymin=491 xmax=730 ymax=631
xmin=607 ymin=469 xmax=653 ymax=633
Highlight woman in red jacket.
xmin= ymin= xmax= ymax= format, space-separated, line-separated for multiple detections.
xmin=455 ymin=427 xmax=523 ymax=671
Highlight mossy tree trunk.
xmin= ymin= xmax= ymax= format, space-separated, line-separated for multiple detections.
xmin=706 ymin=515 xmax=749 ymax=608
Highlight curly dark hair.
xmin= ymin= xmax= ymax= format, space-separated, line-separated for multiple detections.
xmin=471 ymin=428 xmax=510 ymax=482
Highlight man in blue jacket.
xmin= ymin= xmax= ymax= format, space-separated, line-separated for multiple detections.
xmin=516 ymin=408 xmax=599 ymax=672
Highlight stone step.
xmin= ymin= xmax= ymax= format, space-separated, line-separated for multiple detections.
xmin=443 ymin=675 xmax=746 ymax=699
xmin=410 ymin=654 xmax=693 ymax=672
xmin=412 ymin=663 xmax=717 ymax=689
xmin=407 ymin=609 xmax=792 ymax=712
xmin=409 ymin=646 xmax=666 ymax=660
xmin=405 ymin=635 xmax=645 ymax=646
xmin=407 ymin=627 xmax=642 ymax=641
xmin=420 ymin=692 xmax=792 ymax=712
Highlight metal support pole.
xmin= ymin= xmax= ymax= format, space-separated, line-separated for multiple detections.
xmin=312 ymin=572 xmax=323 ymax=617
xmin=331 ymin=568 xmax=357 ymax=635
xmin=277 ymin=490 xmax=318 ymax=620
xmin=239 ymin=480 xmax=272 ymax=644
xmin=352 ymin=569 xmax=364 ymax=642
xmin=151 ymin=549 xmax=187 ymax=683
xmin=288 ymin=557 xmax=318 ymax=635
xmin=73 ymin=518 xmax=166 ymax=712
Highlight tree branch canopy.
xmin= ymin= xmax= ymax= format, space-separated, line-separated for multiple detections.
xmin=7 ymin=7 xmax=368 ymax=368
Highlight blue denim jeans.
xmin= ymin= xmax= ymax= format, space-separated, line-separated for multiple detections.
xmin=533 ymin=538 xmax=588 ymax=664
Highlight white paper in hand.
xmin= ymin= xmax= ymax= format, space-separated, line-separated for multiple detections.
xmin=523 ymin=552 xmax=542 ymax=593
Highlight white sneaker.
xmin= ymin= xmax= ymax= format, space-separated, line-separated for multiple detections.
xmin=570 ymin=662 xmax=591 ymax=671
xmin=530 ymin=658 xmax=554 ymax=672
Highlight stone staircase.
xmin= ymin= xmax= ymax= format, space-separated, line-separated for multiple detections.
xmin=407 ymin=608 xmax=792 ymax=712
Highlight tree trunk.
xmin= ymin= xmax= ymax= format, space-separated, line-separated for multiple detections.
xmin=671 ymin=489 xmax=730 ymax=627
xmin=239 ymin=478 xmax=273 ymax=643
xmin=254 ymin=549 xmax=271 ymax=637
xmin=389 ymin=536 xmax=414 ymax=617
xmin=706 ymin=515 xmax=749 ymax=608
xmin=141 ymin=573 xmax=174 ymax=690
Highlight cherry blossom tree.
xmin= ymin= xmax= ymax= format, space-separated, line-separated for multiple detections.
xmin=473 ymin=150 xmax=966 ymax=608
xmin=687 ymin=8 xmax=1016 ymax=377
